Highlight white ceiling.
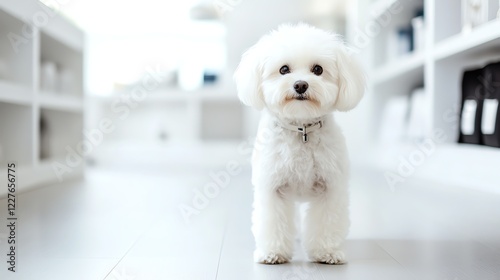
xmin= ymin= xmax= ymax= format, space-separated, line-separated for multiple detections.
xmin=43 ymin=0 xmax=199 ymax=34
xmin=41 ymin=0 xmax=347 ymax=35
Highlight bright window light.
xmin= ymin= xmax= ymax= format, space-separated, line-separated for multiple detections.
xmin=43 ymin=0 xmax=227 ymax=95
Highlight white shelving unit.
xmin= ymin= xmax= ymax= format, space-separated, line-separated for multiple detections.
xmin=359 ymin=0 xmax=500 ymax=193
xmin=0 ymin=0 xmax=84 ymax=196
xmin=91 ymin=85 xmax=242 ymax=143
xmin=143 ymin=87 xmax=242 ymax=141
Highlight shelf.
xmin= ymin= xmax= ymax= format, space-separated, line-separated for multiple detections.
xmin=434 ymin=19 xmax=500 ymax=62
xmin=0 ymin=0 xmax=85 ymax=194
xmin=39 ymin=91 xmax=83 ymax=112
xmin=38 ymin=157 xmax=84 ymax=182
xmin=0 ymin=160 xmax=83 ymax=197
xmin=89 ymin=140 xmax=247 ymax=171
xmin=0 ymin=102 xmax=33 ymax=165
xmin=363 ymin=0 xmax=500 ymax=194
xmin=371 ymin=142 xmax=500 ymax=194
xmin=0 ymin=8 xmax=33 ymax=87
xmin=147 ymin=91 xmax=197 ymax=103
xmin=418 ymin=143 xmax=500 ymax=193
xmin=0 ymin=80 xmax=33 ymax=105
xmin=201 ymin=100 xmax=244 ymax=140
xmin=199 ymin=92 xmax=238 ymax=102
xmin=102 ymin=86 xmax=237 ymax=103
xmin=372 ymin=51 xmax=424 ymax=86
xmin=102 ymin=89 xmax=194 ymax=103
xmin=39 ymin=109 xmax=83 ymax=161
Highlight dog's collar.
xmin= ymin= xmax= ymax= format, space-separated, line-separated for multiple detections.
xmin=278 ymin=119 xmax=323 ymax=143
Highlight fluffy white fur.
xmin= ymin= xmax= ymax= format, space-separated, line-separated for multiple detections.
xmin=234 ymin=23 xmax=365 ymax=264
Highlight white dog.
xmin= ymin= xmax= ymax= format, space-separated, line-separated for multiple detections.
xmin=234 ymin=23 xmax=365 ymax=264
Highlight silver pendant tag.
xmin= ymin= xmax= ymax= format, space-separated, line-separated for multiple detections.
xmin=301 ymin=125 xmax=308 ymax=143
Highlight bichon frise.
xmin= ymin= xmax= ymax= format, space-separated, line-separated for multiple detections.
xmin=234 ymin=23 xmax=365 ymax=264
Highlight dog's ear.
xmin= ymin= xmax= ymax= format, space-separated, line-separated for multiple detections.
xmin=333 ymin=44 xmax=366 ymax=112
xmin=233 ymin=44 xmax=265 ymax=110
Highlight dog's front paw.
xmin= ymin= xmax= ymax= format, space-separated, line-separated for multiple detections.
xmin=310 ymin=250 xmax=346 ymax=265
xmin=254 ymin=250 xmax=289 ymax=264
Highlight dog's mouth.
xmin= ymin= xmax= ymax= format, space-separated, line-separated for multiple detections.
xmin=283 ymin=93 xmax=319 ymax=106
xmin=285 ymin=94 xmax=309 ymax=101
xmin=294 ymin=95 xmax=308 ymax=101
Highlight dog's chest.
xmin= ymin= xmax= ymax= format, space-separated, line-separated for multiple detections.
xmin=273 ymin=133 xmax=329 ymax=191
xmin=283 ymin=143 xmax=315 ymax=174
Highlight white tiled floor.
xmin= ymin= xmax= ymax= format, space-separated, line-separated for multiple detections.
xmin=1 ymin=160 xmax=500 ymax=279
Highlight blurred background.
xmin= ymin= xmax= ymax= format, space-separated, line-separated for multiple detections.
xmin=1 ymin=0 xmax=498 ymax=192
xmin=1 ymin=0 xmax=500 ymax=279
xmin=0 ymin=0 xmax=360 ymax=187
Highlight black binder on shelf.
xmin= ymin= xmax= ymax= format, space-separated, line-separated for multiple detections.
xmin=481 ymin=62 xmax=500 ymax=148
xmin=459 ymin=68 xmax=484 ymax=145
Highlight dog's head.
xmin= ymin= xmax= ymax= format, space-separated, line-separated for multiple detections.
xmin=234 ymin=23 xmax=365 ymax=119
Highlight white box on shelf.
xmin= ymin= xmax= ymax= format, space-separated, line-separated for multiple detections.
xmin=40 ymin=61 xmax=58 ymax=92
xmin=378 ymin=95 xmax=409 ymax=145
xmin=386 ymin=29 xmax=399 ymax=63
xmin=407 ymin=87 xmax=428 ymax=140
xmin=40 ymin=31 xmax=83 ymax=96
xmin=462 ymin=0 xmax=489 ymax=33
xmin=411 ymin=16 xmax=426 ymax=52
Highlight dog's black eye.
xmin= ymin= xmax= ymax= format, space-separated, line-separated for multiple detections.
xmin=312 ymin=65 xmax=323 ymax=76
xmin=279 ymin=65 xmax=290 ymax=75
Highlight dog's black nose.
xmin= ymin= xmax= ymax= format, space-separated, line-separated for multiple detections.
xmin=294 ymin=80 xmax=308 ymax=94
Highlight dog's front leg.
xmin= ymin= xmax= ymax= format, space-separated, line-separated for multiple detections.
xmin=252 ymin=185 xmax=295 ymax=264
xmin=303 ymin=183 xmax=349 ymax=264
